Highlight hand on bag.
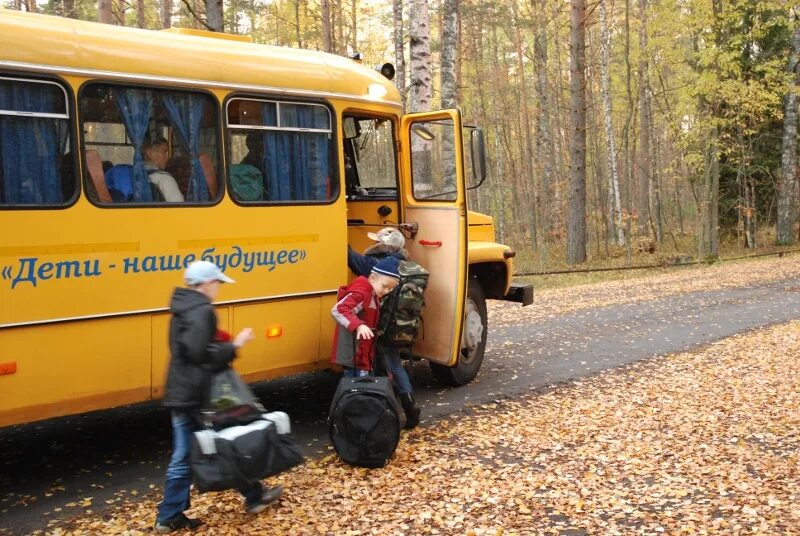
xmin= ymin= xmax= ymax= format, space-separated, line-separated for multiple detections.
xmin=233 ymin=327 xmax=254 ymax=349
xmin=356 ymin=325 xmax=374 ymax=340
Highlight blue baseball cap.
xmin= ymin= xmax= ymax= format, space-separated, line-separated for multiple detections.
xmin=184 ymin=260 xmax=235 ymax=285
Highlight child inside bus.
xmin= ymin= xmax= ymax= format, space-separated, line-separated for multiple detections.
xmin=331 ymin=257 xmax=400 ymax=377
xmin=347 ymin=228 xmax=421 ymax=429
xmin=143 ymin=137 xmax=184 ymax=202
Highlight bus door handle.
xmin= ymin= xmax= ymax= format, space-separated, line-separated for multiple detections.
xmin=419 ymin=240 xmax=442 ymax=247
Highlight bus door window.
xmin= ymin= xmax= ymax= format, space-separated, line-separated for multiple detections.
xmin=342 ymin=115 xmax=397 ymax=200
xmin=0 ymin=76 xmax=74 ymax=207
xmin=409 ymin=119 xmax=458 ymax=201
xmin=78 ymin=83 xmax=220 ymax=205
xmin=226 ymin=98 xmax=334 ymax=204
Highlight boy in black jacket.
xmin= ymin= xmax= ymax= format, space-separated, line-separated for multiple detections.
xmin=155 ymin=261 xmax=282 ymax=533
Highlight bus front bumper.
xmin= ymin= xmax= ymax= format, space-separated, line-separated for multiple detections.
xmin=502 ymin=282 xmax=534 ymax=306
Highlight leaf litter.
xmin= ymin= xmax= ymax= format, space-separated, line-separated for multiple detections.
xmin=46 ymin=319 xmax=800 ymax=535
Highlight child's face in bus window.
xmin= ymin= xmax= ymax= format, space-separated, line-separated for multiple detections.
xmin=369 ymin=274 xmax=398 ymax=299
xmin=145 ymin=142 xmax=170 ymax=170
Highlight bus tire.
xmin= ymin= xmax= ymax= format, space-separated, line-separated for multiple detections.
xmin=430 ymin=279 xmax=488 ymax=386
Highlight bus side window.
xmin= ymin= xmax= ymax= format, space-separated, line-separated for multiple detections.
xmin=226 ymin=98 xmax=335 ymax=204
xmin=79 ymin=84 xmax=220 ymax=205
xmin=0 ymin=76 xmax=74 ymax=207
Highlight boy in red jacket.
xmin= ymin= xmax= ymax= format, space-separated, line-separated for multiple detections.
xmin=331 ymin=257 xmax=400 ymax=376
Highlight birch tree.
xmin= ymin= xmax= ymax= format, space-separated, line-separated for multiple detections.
xmin=98 ymin=0 xmax=113 ymax=23
xmin=393 ymin=0 xmax=406 ymax=110
xmin=160 ymin=0 xmax=171 ymax=28
xmin=409 ymin=0 xmax=432 ymax=193
xmin=600 ymin=0 xmax=624 ymax=245
xmin=321 ymin=0 xmax=332 ymax=52
xmin=636 ymin=0 xmax=651 ymax=235
xmin=440 ymin=0 xmax=458 ymax=192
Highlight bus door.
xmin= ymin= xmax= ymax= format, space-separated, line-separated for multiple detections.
xmin=400 ymin=110 xmax=467 ymax=366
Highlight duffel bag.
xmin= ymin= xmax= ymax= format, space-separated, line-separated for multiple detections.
xmin=328 ymin=376 xmax=401 ymax=468
xmin=191 ymin=412 xmax=304 ymax=493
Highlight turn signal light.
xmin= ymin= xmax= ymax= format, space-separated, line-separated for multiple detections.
xmin=266 ymin=326 xmax=283 ymax=339
xmin=0 ymin=362 xmax=17 ymax=376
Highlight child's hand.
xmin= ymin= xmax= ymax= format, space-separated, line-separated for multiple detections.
xmin=233 ymin=327 xmax=254 ymax=349
xmin=356 ymin=325 xmax=374 ymax=340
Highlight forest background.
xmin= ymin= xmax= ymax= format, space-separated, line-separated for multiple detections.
xmin=6 ymin=0 xmax=800 ymax=271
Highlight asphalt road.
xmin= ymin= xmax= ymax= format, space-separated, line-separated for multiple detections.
xmin=2 ymin=275 xmax=799 ymax=534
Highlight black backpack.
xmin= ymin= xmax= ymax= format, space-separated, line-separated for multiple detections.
xmin=328 ymin=376 xmax=401 ymax=468
xmin=377 ymin=260 xmax=429 ymax=348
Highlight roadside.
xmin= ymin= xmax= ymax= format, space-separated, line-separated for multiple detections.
xmin=493 ymin=253 xmax=800 ymax=325
xmin=47 ymin=320 xmax=800 ymax=535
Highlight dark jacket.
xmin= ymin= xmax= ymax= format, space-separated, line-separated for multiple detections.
xmin=162 ymin=287 xmax=236 ymax=408
xmin=330 ymin=276 xmax=380 ymax=371
xmin=347 ymin=243 xmax=408 ymax=277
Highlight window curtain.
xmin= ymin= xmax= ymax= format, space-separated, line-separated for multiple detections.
xmin=0 ymin=83 xmax=62 ymax=204
xmin=113 ymin=88 xmax=153 ymax=202
xmin=162 ymin=93 xmax=208 ymax=201
xmin=262 ymin=104 xmax=330 ymax=201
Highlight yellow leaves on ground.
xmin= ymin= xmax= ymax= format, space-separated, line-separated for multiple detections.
xmin=51 ymin=320 xmax=799 ymax=535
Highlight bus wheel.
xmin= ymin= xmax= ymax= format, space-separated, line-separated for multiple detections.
xmin=431 ymin=279 xmax=488 ymax=386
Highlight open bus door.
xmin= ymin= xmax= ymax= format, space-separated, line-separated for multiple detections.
xmin=400 ymin=109 xmax=468 ymax=369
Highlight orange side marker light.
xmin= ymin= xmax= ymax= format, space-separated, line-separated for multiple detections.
xmin=0 ymin=362 xmax=17 ymax=376
xmin=266 ymin=325 xmax=283 ymax=339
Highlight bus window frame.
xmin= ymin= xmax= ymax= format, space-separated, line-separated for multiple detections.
xmin=77 ymin=79 xmax=225 ymax=209
xmin=0 ymin=72 xmax=80 ymax=211
xmin=223 ymin=92 xmax=339 ymax=208
xmin=341 ymin=109 xmax=400 ymax=203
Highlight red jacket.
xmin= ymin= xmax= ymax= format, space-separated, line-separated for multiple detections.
xmin=330 ymin=276 xmax=380 ymax=371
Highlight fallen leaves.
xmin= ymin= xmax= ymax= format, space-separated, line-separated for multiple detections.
xmin=44 ymin=319 xmax=800 ymax=535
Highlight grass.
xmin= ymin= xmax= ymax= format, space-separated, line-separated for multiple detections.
xmin=507 ymin=228 xmax=800 ymax=290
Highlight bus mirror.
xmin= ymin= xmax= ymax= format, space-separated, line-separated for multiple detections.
xmin=343 ymin=117 xmax=360 ymax=139
xmin=377 ymin=63 xmax=395 ymax=80
xmin=469 ymin=128 xmax=487 ymax=188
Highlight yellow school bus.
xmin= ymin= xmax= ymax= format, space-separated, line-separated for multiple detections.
xmin=0 ymin=9 xmax=532 ymax=428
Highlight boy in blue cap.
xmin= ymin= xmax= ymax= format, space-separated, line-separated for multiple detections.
xmin=331 ymin=256 xmax=401 ymax=376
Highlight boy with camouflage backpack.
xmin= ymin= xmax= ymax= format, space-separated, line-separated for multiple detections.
xmin=375 ymin=260 xmax=429 ymax=429
xmin=347 ymin=228 xmax=427 ymax=429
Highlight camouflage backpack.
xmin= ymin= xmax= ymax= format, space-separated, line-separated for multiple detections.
xmin=377 ymin=260 xmax=429 ymax=348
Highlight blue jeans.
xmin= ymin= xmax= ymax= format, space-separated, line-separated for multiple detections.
xmin=156 ymin=410 xmax=264 ymax=523
xmin=376 ymin=345 xmax=413 ymax=395
xmin=343 ymin=366 xmax=369 ymax=378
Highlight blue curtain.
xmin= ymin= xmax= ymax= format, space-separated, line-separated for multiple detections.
xmin=262 ymin=104 xmax=330 ymax=201
xmin=0 ymin=83 xmax=63 ymax=204
xmin=113 ymin=88 xmax=153 ymax=202
xmin=161 ymin=93 xmax=208 ymax=201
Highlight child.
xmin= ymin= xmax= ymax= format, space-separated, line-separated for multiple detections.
xmin=347 ymin=227 xmax=407 ymax=276
xmin=331 ymin=256 xmax=401 ymax=376
xmin=155 ymin=260 xmax=282 ymax=533
xmin=347 ymin=228 xmax=422 ymax=429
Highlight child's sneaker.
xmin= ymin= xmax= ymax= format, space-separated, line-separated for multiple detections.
xmin=245 ymin=485 xmax=283 ymax=514
xmin=154 ymin=513 xmax=203 ymax=533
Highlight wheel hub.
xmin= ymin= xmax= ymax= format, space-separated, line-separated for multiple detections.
xmin=461 ymin=298 xmax=483 ymax=364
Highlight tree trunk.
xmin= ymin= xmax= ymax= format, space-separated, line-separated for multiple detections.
xmin=321 ymin=0 xmax=333 ymax=52
xmin=778 ymin=12 xmax=800 ymax=245
xmin=206 ymin=0 xmax=223 ymax=31
xmin=63 ymin=0 xmax=76 ymax=18
xmin=409 ymin=0 xmax=432 ymax=113
xmin=567 ymin=0 xmax=587 ymax=265
xmin=393 ymin=0 xmax=406 ymax=110
xmin=636 ymin=0 xmax=651 ymax=235
xmin=335 ymin=0 xmax=346 ymax=54
xmin=136 ymin=0 xmax=146 ymax=28
xmin=533 ymin=0 xmax=556 ymax=241
xmin=295 ymin=0 xmax=303 ymax=47
xmin=98 ymin=0 xmax=113 ymax=23
xmin=623 ymin=0 xmax=634 ymax=264
xmin=351 ymin=0 xmax=358 ymax=53
xmin=600 ymin=0 xmax=625 ymax=245
xmin=160 ymin=0 xmax=172 ymax=28
xmin=440 ymin=0 xmax=458 ymax=193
